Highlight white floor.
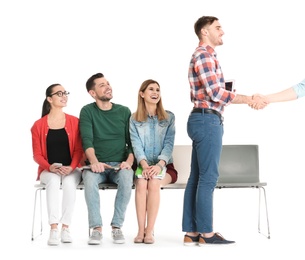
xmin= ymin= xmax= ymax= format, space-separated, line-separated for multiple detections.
xmin=6 ymin=186 xmax=302 ymax=260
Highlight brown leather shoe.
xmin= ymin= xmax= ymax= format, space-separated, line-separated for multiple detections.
xmin=183 ymin=234 xmax=200 ymax=246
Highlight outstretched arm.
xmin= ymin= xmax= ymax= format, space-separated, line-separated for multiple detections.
xmin=265 ymin=78 xmax=305 ymax=103
xmin=266 ymin=87 xmax=297 ymax=103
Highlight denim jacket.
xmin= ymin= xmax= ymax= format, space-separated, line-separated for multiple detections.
xmin=129 ymin=110 xmax=175 ymax=165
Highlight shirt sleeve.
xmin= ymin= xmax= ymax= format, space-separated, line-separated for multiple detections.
xmin=193 ymin=52 xmax=236 ymax=105
xmin=157 ymin=112 xmax=175 ymax=164
xmin=293 ymin=78 xmax=305 ymax=98
xmin=129 ymin=117 xmax=147 ymax=164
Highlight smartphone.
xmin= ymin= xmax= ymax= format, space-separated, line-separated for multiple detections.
xmin=111 ymin=165 xmax=120 ymax=171
xmin=54 ymin=163 xmax=62 ymax=169
xmin=225 ymin=80 xmax=235 ymax=91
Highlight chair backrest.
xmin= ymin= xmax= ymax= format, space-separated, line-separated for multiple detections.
xmin=172 ymin=144 xmax=262 ymax=186
xmin=218 ymin=144 xmax=260 ymax=184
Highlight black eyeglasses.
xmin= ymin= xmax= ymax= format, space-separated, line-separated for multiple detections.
xmin=49 ymin=91 xmax=70 ymax=97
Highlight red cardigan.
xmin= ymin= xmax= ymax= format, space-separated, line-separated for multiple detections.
xmin=31 ymin=113 xmax=84 ymax=180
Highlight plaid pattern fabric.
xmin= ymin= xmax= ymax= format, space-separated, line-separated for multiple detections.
xmin=188 ymin=42 xmax=236 ymax=115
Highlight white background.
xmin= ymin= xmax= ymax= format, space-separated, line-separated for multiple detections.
xmin=1 ymin=0 xmax=304 ymax=259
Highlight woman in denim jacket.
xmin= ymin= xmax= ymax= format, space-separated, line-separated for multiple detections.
xmin=129 ymin=79 xmax=178 ymax=244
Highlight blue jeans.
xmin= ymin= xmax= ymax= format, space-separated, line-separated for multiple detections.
xmin=82 ymin=163 xmax=134 ymax=229
xmin=182 ymin=112 xmax=223 ymax=233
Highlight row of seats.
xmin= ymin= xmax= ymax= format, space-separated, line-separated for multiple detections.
xmin=31 ymin=144 xmax=270 ymax=240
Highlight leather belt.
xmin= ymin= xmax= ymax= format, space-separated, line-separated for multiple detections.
xmin=191 ymin=108 xmax=223 ymax=123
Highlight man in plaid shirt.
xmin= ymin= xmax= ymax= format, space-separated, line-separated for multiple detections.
xmin=182 ymin=16 xmax=267 ymax=246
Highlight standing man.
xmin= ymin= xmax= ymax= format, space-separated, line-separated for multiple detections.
xmin=182 ymin=16 xmax=266 ymax=246
xmin=79 ymin=73 xmax=134 ymax=245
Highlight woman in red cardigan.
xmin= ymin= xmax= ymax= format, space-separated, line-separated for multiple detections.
xmin=31 ymin=84 xmax=83 ymax=246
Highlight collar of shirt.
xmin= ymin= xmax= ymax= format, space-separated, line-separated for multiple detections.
xmin=198 ymin=42 xmax=216 ymax=57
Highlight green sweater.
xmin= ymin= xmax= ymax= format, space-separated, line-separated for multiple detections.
xmin=79 ymin=102 xmax=133 ymax=162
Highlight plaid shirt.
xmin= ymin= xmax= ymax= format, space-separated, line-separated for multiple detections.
xmin=188 ymin=42 xmax=236 ymax=115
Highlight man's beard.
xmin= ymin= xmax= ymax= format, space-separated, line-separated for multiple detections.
xmin=98 ymin=95 xmax=111 ymax=102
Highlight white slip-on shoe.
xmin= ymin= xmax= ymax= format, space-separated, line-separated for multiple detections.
xmin=61 ymin=227 xmax=72 ymax=243
xmin=48 ymin=229 xmax=60 ymax=246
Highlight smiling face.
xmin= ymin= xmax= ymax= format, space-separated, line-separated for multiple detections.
xmin=201 ymin=20 xmax=224 ymax=49
xmin=47 ymin=85 xmax=69 ymax=109
xmin=89 ymin=76 xmax=113 ymax=102
xmin=140 ymin=82 xmax=161 ymax=105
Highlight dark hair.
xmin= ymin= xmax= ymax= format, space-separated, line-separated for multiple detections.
xmin=133 ymin=79 xmax=168 ymax=122
xmin=194 ymin=16 xmax=218 ymax=39
xmin=41 ymin=84 xmax=61 ymax=117
xmin=86 ymin=73 xmax=104 ymax=92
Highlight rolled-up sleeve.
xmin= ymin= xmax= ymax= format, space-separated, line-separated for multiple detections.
xmin=293 ymin=78 xmax=305 ymax=98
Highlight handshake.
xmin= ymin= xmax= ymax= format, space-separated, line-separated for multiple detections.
xmin=243 ymin=85 xmax=297 ymax=109
xmin=248 ymin=94 xmax=269 ymax=110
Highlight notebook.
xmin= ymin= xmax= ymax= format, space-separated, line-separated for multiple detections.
xmin=135 ymin=165 xmax=166 ymax=179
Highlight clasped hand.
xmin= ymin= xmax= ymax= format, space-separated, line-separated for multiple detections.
xmin=50 ymin=163 xmax=72 ymax=175
xmin=141 ymin=165 xmax=161 ymax=180
xmin=248 ymin=94 xmax=269 ymax=110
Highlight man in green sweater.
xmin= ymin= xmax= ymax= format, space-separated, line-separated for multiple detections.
xmin=79 ymin=72 xmax=134 ymax=245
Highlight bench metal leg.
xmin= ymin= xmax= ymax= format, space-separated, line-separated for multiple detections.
xmin=31 ymin=188 xmax=44 ymax=241
xmin=258 ymin=187 xmax=270 ymax=239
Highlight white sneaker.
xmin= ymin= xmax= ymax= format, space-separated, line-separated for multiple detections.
xmin=61 ymin=227 xmax=72 ymax=243
xmin=48 ymin=229 xmax=60 ymax=246
xmin=88 ymin=229 xmax=103 ymax=245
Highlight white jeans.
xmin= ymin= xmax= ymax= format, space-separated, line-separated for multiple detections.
xmin=40 ymin=169 xmax=82 ymax=226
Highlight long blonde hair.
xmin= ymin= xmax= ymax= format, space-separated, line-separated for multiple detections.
xmin=132 ymin=79 xmax=168 ymax=122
